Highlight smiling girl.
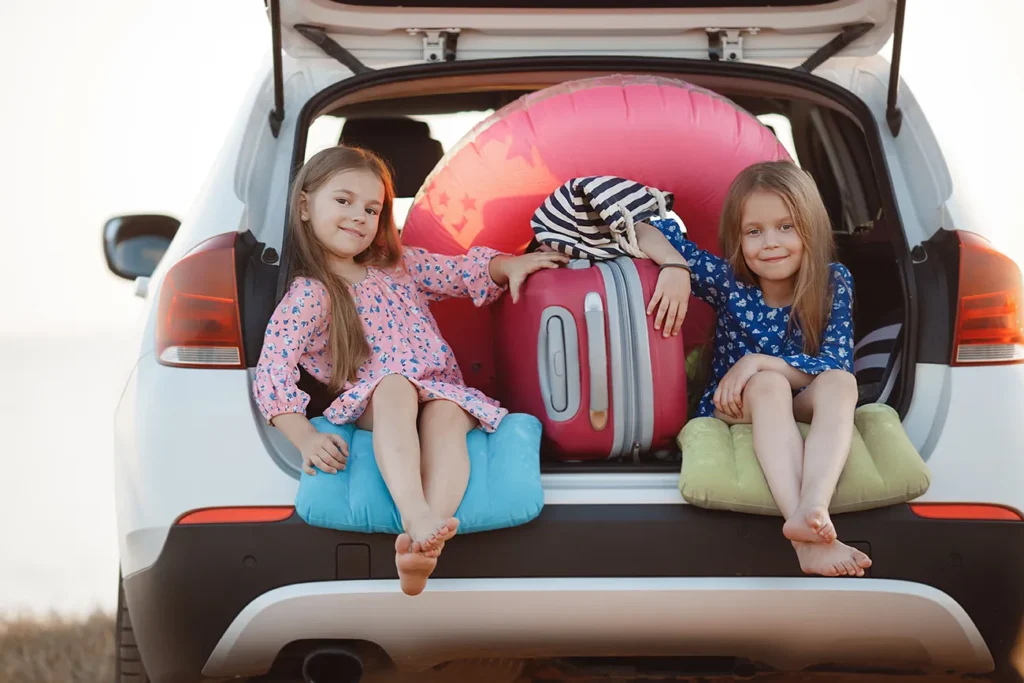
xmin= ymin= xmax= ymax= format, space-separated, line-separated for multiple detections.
xmin=253 ymin=146 xmax=566 ymax=595
xmin=636 ymin=161 xmax=871 ymax=579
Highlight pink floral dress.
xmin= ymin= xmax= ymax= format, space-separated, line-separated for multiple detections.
xmin=253 ymin=247 xmax=509 ymax=432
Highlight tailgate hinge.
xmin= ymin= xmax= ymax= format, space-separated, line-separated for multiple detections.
xmin=407 ymin=28 xmax=461 ymax=63
xmin=706 ymin=27 xmax=760 ymax=62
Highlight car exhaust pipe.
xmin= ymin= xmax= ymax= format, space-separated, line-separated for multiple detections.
xmin=302 ymin=646 xmax=364 ymax=683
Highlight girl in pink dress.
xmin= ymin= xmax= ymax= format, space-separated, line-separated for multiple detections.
xmin=254 ymin=146 xmax=567 ymax=595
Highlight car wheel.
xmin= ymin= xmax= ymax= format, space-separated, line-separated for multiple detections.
xmin=115 ymin=574 xmax=150 ymax=683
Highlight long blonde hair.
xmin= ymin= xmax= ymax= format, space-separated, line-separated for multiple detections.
xmin=719 ymin=161 xmax=837 ymax=355
xmin=287 ymin=146 xmax=402 ymax=392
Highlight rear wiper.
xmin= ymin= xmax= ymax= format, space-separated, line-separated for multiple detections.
xmin=794 ymin=22 xmax=874 ymax=74
xmin=295 ymin=24 xmax=375 ymax=76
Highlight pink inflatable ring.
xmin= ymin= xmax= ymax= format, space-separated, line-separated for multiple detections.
xmin=402 ymin=74 xmax=791 ymax=398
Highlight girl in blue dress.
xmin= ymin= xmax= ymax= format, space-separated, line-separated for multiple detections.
xmin=636 ymin=161 xmax=872 ymax=578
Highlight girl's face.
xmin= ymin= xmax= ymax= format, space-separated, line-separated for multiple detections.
xmin=301 ymin=168 xmax=385 ymax=262
xmin=739 ymin=189 xmax=804 ymax=284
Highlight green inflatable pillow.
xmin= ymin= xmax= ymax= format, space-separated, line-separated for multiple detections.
xmin=677 ymin=404 xmax=930 ymax=515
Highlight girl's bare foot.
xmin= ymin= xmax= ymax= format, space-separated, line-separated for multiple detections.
xmin=395 ymin=533 xmax=437 ymax=596
xmin=406 ymin=514 xmax=460 ymax=553
xmin=792 ymin=540 xmax=872 ymax=577
xmin=783 ymin=505 xmax=837 ymax=543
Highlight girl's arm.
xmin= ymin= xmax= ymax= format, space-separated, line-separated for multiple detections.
xmin=403 ymin=246 xmax=508 ymax=306
xmin=757 ymin=264 xmax=856 ymax=390
xmin=634 ymin=220 xmax=693 ymax=338
xmin=403 ymin=246 xmax=568 ymax=305
xmin=634 ymin=220 xmax=731 ymax=308
xmin=253 ymin=279 xmax=347 ymax=474
xmin=488 ymin=250 xmax=570 ymax=303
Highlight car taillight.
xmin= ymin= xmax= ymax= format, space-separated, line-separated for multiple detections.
xmin=910 ymin=503 xmax=1022 ymax=521
xmin=952 ymin=231 xmax=1024 ymax=366
xmin=177 ymin=506 xmax=294 ymax=524
xmin=156 ymin=232 xmax=245 ymax=368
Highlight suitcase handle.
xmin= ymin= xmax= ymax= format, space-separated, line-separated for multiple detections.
xmin=538 ymin=307 xmax=582 ymax=422
xmin=584 ymin=292 xmax=609 ymax=430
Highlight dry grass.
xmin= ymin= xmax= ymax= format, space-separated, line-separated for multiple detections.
xmin=0 ymin=612 xmax=115 ymax=683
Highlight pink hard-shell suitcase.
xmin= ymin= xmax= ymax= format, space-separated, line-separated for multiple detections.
xmin=493 ymin=256 xmax=689 ymax=461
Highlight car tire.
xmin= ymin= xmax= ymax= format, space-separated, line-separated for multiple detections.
xmin=116 ymin=574 xmax=150 ymax=683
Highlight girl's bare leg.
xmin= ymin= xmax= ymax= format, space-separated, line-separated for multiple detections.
xmin=782 ymin=370 xmax=859 ymax=544
xmin=356 ymin=375 xmax=450 ymax=596
xmin=787 ymin=370 xmax=871 ymax=577
xmin=720 ymin=370 xmax=871 ymax=577
xmin=419 ymin=399 xmax=477 ymax=528
xmin=717 ymin=370 xmax=804 ymax=521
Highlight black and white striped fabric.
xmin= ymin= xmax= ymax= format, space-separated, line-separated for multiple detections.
xmin=531 ymin=176 xmax=676 ymax=260
xmin=853 ymin=310 xmax=904 ymax=404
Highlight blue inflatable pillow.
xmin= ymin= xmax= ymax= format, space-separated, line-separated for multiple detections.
xmin=295 ymin=413 xmax=544 ymax=535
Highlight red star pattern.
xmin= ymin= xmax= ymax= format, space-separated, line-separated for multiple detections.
xmin=449 ymin=214 xmax=469 ymax=235
xmin=503 ymin=132 xmax=536 ymax=166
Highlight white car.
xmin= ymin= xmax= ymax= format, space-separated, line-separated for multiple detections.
xmin=105 ymin=1 xmax=1024 ymax=682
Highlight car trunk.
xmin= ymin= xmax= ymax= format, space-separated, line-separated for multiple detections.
xmin=241 ymin=51 xmax=917 ymax=473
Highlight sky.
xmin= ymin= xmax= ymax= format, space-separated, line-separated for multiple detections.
xmin=0 ymin=0 xmax=1022 ymax=616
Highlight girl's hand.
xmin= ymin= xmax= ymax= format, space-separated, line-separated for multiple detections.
xmin=492 ymin=251 xmax=570 ymax=303
xmin=646 ymin=266 xmax=691 ymax=338
xmin=714 ymin=354 xmax=765 ymax=420
xmin=298 ymin=431 xmax=349 ymax=475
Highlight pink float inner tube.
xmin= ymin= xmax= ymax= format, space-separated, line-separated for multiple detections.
xmin=402 ymin=74 xmax=791 ymax=399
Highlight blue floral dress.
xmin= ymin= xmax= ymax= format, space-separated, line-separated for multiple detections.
xmin=651 ymin=218 xmax=855 ymax=418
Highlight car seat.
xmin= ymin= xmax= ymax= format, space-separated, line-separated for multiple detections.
xmin=339 ymin=117 xmax=444 ymax=198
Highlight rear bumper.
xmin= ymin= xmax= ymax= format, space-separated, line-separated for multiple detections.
xmin=204 ymin=577 xmax=991 ymax=677
xmin=122 ymin=504 xmax=1024 ymax=683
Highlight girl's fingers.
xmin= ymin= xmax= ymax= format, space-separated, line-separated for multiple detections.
xmin=671 ymin=301 xmax=688 ymax=336
xmin=328 ymin=434 xmax=349 ymax=456
xmin=322 ymin=436 xmax=343 ymax=458
xmin=319 ymin=447 xmax=345 ymax=470
xmin=318 ymin=440 xmax=345 ymax=468
xmin=724 ymin=384 xmax=737 ymax=419
xmin=654 ymin=297 xmax=669 ymax=331
xmin=663 ymin=300 xmax=679 ymax=338
xmin=647 ymin=290 xmax=662 ymax=316
xmin=311 ymin=453 xmax=337 ymax=474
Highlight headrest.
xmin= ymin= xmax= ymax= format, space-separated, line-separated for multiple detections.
xmin=340 ymin=117 xmax=444 ymax=198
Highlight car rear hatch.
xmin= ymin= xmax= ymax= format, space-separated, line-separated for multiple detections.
xmin=269 ymin=0 xmax=908 ymax=137
xmin=278 ymin=0 xmax=898 ymax=67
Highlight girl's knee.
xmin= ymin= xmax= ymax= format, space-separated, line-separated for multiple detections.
xmin=811 ymin=370 xmax=858 ymax=403
xmin=372 ymin=374 xmax=418 ymax=409
xmin=420 ymin=400 xmax=475 ymax=432
xmin=744 ymin=370 xmax=791 ymax=401
xmin=420 ymin=399 xmax=459 ymax=420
